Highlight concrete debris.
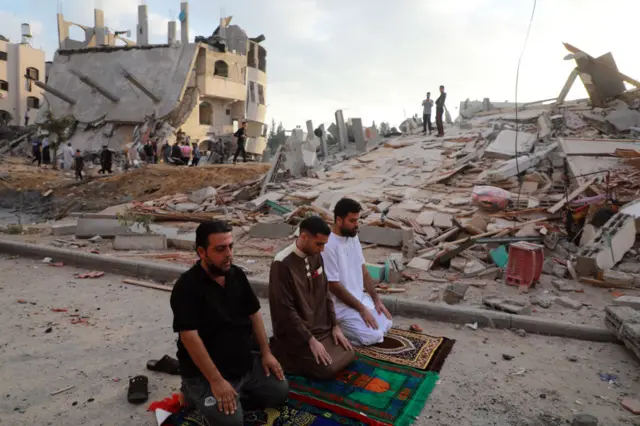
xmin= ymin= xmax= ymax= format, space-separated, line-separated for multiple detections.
xmin=113 ymin=234 xmax=167 ymax=250
xmin=555 ymin=296 xmax=583 ymax=310
xmin=612 ymin=296 xmax=640 ymax=310
xmin=443 ymin=283 xmax=469 ymax=305
xmin=249 ymin=223 xmax=295 ymax=239
xmin=75 ymin=218 xmax=129 ymax=239
xmin=483 ymin=297 xmax=532 ymax=315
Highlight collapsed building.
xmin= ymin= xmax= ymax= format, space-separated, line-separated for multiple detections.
xmin=37 ymin=2 xmax=268 ymax=158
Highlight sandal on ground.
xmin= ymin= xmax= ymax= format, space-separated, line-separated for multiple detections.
xmin=147 ymin=355 xmax=180 ymax=375
xmin=127 ymin=375 xmax=149 ymax=404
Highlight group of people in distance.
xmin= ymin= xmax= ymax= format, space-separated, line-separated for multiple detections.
xmin=170 ymin=198 xmax=393 ymax=425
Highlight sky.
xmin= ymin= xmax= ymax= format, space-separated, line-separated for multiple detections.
xmin=1 ymin=0 xmax=640 ymax=130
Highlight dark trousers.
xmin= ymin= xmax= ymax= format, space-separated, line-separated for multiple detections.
xmin=181 ymin=353 xmax=289 ymax=426
xmin=234 ymin=141 xmax=247 ymax=163
xmin=42 ymin=147 xmax=51 ymax=164
xmin=98 ymin=163 xmax=112 ymax=174
xmin=436 ymin=107 xmax=444 ymax=136
xmin=423 ymin=114 xmax=432 ymax=134
xmin=32 ymin=151 xmax=41 ymax=166
xmin=75 ymin=168 xmax=83 ymax=180
xmin=191 ymin=157 xmax=200 ymax=167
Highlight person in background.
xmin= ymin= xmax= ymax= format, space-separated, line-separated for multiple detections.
xmin=63 ymin=142 xmax=74 ymax=170
xmin=181 ymin=141 xmax=192 ymax=165
xmin=233 ymin=121 xmax=248 ymax=164
xmin=422 ymin=92 xmax=433 ymax=135
xmin=217 ymin=138 xmax=226 ymax=164
xmin=74 ymin=150 xmax=84 ymax=180
xmin=435 ymin=85 xmax=447 ymax=137
xmin=171 ymin=221 xmax=288 ymax=426
xmin=98 ymin=145 xmax=113 ymax=174
xmin=191 ymin=142 xmax=201 ymax=167
xmin=162 ymin=140 xmax=171 ymax=164
xmin=143 ymin=141 xmax=154 ymax=164
xmin=171 ymin=142 xmax=184 ymax=165
xmin=42 ymin=135 xmax=51 ymax=166
xmin=24 ymin=108 xmax=30 ymax=126
xmin=31 ymin=136 xmax=42 ymax=167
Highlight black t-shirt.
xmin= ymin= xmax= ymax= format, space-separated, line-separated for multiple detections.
xmin=234 ymin=127 xmax=246 ymax=143
xmin=170 ymin=263 xmax=260 ymax=379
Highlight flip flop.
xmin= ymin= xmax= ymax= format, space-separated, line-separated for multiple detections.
xmin=147 ymin=355 xmax=180 ymax=376
xmin=127 ymin=375 xmax=149 ymax=404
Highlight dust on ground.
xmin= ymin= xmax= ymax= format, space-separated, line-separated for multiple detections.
xmin=2 ymin=256 xmax=640 ymax=426
xmin=0 ymin=157 xmax=270 ymax=214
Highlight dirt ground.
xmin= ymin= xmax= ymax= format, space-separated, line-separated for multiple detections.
xmin=0 ymin=156 xmax=270 ymax=213
xmin=2 ymin=256 xmax=640 ymax=426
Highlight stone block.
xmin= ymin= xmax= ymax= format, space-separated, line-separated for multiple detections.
xmin=113 ymin=234 xmax=167 ymax=250
xmin=51 ymin=220 xmax=78 ymax=236
xmin=618 ymin=262 xmax=640 ymax=274
xmin=168 ymin=232 xmax=196 ymax=250
xmin=621 ymin=398 xmax=640 ymax=415
xmin=604 ymin=305 xmax=640 ymax=335
xmin=612 ymin=296 xmax=640 ymax=310
xmin=483 ymin=297 xmax=532 ymax=315
xmin=555 ymin=296 xmax=583 ymax=310
xmin=571 ymin=414 xmax=598 ymax=426
xmin=443 ymin=283 xmax=469 ymax=305
xmin=75 ymin=218 xmax=129 ymax=239
xmin=416 ymin=211 xmax=435 ymax=226
xmin=248 ymin=192 xmax=284 ymax=209
xmin=358 ymin=226 xmax=403 ymax=247
xmin=249 ymin=223 xmax=295 ymax=239
xmin=433 ymin=213 xmax=453 ymax=228
xmin=603 ymin=269 xmax=634 ymax=287
xmin=552 ymin=279 xmax=581 ymax=292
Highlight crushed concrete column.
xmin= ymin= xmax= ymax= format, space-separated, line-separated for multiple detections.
xmin=94 ymin=9 xmax=106 ymax=46
xmin=335 ymin=110 xmax=347 ymax=151
xmin=33 ymin=80 xmax=76 ymax=105
xmin=168 ymin=21 xmax=177 ymax=45
xmin=351 ymin=118 xmax=366 ymax=152
xmin=319 ymin=124 xmax=328 ymax=158
xmin=121 ymin=67 xmax=161 ymax=103
xmin=180 ymin=2 xmax=189 ymax=44
xmin=306 ymin=120 xmax=314 ymax=141
xmin=137 ymin=5 xmax=150 ymax=45
xmin=70 ymin=69 xmax=120 ymax=103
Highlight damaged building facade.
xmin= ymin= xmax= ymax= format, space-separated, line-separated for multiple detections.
xmin=0 ymin=24 xmax=45 ymax=127
xmin=39 ymin=2 xmax=268 ymax=157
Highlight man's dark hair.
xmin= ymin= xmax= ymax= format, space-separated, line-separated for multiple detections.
xmin=440 ymin=85 xmax=445 ymax=90
xmin=299 ymin=215 xmax=330 ymax=236
xmin=195 ymin=220 xmax=232 ymax=252
xmin=427 ymin=92 xmax=431 ymax=96
xmin=334 ymin=198 xmax=362 ymax=221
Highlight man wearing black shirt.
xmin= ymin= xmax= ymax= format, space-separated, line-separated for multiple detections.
xmin=435 ymin=85 xmax=447 ymax=137
xmin=170 ymin=221 xmax=288 ymax=426
xmin=233 ymin=121 xmax=248 ymax=164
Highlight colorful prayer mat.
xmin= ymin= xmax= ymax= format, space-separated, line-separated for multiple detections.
xmin=356 ymin=328 xmax=454 ymax=372
xmin=287 ymin=356 xmax=439 ymax=426
xmin=244 ymin=398 xmax=363 ymax=425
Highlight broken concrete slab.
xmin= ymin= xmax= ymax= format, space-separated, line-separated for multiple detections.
xmin=406 ymin=257 xmax=433 ymax=271
xmin=416 ymin=211 xmax=435 ymax=227
xmin=487 ymin=142 xmax=558 ymax=181
xmin=51 ymin=219 xmax=78 ymax=236
xmin=604 ymin=305 xmax=640 ymax=334
xmin=113 ymin=234 xmax=167 ymax=250
xmin=249 ymin=223 xmax=295 ymax=239
xmin=170 ymin=202 xmax=202 ymax=213
xmin=248 ymin=192 xmax=284 ymax=209
xmin=576 ymin=212 xmax=636 ymax=276
xmin=188 ymin=186 xmax=217 ymax=204
xmin=76 ymin=218 xmax=129 ymax=239
xmin=552 ymin=279 xmax=581 ymax=292
xmin=612 ymin=296 xmax=640 ymax=310
xmin=483 ymin=297 xmax=532 ymax=315
xmin=555 ymin=296 xmax=583 ymax=310
xmin=485 ymin=129 xmax=537 ymax=158
xmin=618 ymin=262 xmax=640 ymax=274
xmin=433 ymin=213 xmax=453 ymax=228
xmin=358 ymin=226 xmax=404 ymax=247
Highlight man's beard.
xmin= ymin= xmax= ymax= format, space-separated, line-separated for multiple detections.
xmin=340 ymin=226 xmax=358 ymax=238
xmin=202 ymin=257 xmax=232 ymax=277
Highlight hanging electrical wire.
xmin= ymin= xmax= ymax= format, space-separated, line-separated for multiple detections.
xmin=513 ymin=0 xmax=538 ymax=218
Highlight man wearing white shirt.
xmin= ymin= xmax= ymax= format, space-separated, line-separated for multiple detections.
xmin=321 ymin=198 xmax=393 ymax=346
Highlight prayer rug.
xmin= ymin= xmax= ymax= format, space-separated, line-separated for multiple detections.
xmin=244 ymin=398 xmax=363 ymax=425
xmin=356 ymin=328 xmax=454 ymax=371
xmin=287 ymin=356 xmax=439 ymax=426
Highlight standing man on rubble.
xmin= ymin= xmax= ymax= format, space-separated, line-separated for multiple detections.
xmin=435 ymin=85 xmax=447 ymax=137
xmin=321 ymin=198 xmax=393 ymax=346
xmin=74 ymin=149 xmax=84 ymax=180
xmin=233 ymin=121 xmax=248 ymax=164
xmin=422 ymin=92 xmax=433 ymax=135
xmin=98 ymin=145 xmax=113 ymax=174
xmin=63 ymin=142 xmax=74 ymax=170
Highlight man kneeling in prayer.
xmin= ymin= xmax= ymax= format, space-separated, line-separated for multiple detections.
xmin=322 ymin=198 xmax=393 ymax=346
xmin=269 ymin=216 xmax=355 ymax=379
xmin=171 ymin=221 xmax=288 ymax=426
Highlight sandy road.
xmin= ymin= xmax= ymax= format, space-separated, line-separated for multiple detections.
xmin=1 ymin=256 xmax=639 ymax=425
